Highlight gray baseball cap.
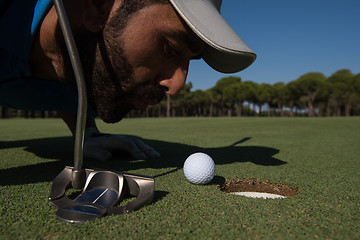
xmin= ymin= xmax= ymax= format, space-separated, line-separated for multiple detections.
xmin=169 ymin=0 xmax=256 ymax=73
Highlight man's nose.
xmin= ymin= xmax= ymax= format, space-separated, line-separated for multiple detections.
xmin=159 ymin=63 xmax=189 ymax=96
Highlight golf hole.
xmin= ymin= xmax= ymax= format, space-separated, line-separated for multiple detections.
xmin=220 ymin=179 xmax=300 ymax=199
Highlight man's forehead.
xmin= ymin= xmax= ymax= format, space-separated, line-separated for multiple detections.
xmin=130 ymin=2 xmax=205 ymax=56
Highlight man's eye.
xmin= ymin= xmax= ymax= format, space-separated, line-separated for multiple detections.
xmin=164 ymin=42 xmax=179 ymax=57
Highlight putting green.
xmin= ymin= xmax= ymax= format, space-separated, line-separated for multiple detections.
xmin=0 ymin=117 xmax=359 ymax=239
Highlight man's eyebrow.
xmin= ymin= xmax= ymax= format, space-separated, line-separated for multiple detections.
xmin=162 ymin=30 xmax=204 ymax=58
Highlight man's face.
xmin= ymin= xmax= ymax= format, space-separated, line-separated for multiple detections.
xmin=80 ymin=3 xmax=203 ymax=123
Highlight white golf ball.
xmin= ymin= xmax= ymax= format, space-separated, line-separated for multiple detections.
xmin=183 ymin=152 xmax=215 ymax=185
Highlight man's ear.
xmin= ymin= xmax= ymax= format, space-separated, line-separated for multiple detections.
xmin=81 ymin=0 xmax=116 ymax=33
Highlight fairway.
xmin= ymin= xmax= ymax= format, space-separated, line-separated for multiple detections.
xmin=0 ymin=117 xmax=359 ymax=239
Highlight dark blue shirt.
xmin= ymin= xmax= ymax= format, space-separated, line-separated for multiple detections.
xmin=0 ymin=0 xmax=95 ymax=115
xmin=0 ymin=0 xmax=52 ymax=81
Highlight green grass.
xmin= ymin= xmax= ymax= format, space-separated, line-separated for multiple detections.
xmin=0 ymin=117 xmax=359 ymax=239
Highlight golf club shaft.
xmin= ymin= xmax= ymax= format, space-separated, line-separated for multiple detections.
xmin=53 ymin=0 xmax=87 ymax=173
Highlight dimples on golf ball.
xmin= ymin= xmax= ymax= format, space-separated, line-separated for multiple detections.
xmin=183 ymin=153 xmax=215 ymax=185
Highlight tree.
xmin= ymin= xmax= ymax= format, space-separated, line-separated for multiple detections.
xmin=223 ymin=81 xmax=256 ymax=116
xmin=272 ymin=82 xmax=288 ymax=116
xmin=170 ymin=82 xmax=193 ymax=116
xmin=212 ymin=76 xmax=241 ymax=116
xmin=351 ymin=74 xmax=360 ymax=115
xmin=166 ymin=95 xmax=171 ymax=117
xmin=204 ymin=89 xmax=216 ymax=116
xmin=327 ymin=69 xmax=354 ymax=116
xmin=254 ymin=83 xmax=273 ymax=116
xmin=222 ymin=85 xmax=237 ymax=116
xmin=294 ymin=72 xmax=326 ymax=117
xmin=286 ymin=80 xmax=303 ymax=117
xmin=190 ymin=89 xmax=207 ymax=116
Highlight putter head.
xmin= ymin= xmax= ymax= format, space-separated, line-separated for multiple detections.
xmin=49 ymin=166 xmax=155 ymax=223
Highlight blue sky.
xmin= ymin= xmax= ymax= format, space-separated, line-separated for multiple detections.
xmin=187 ymin=0 xmax=360 ymax=91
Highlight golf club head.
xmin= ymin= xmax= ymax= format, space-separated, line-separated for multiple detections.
xmin=49 ymin=167 xmax=155 ymax=223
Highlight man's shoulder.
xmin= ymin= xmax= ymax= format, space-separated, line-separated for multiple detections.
xmin=0 ymin=0 xmax=52 ymax=59
xmin=0 ymin=0 xmax=52 ymax=79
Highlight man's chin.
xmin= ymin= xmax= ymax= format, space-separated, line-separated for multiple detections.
xmin=93 ymin=96 xmax=163 ymax=123
xmin=97 ymin=108 xmax=130 ymax=123
xmin=129 ymin=96 xmax=163 ymax=110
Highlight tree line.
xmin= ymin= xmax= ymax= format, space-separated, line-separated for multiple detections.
xmin=1 ymin=69 xmax=359 ymax=118
xmin=129 ymin=69 xmax=360 ymax=117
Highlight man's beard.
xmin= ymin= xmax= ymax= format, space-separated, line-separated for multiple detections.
xmin=61 ymin=11 xmax=165 ymax=123
xmin=77 ymin=31 xmax=134 ymax=123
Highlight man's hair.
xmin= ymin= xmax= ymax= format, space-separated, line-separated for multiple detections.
xmin=108 ymin=0 xmax=169 ymax=31
xmin=119 ymin=0 xmax=169 ymax=15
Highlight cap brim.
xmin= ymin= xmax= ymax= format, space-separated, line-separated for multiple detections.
xmin=169 ymin=0 xmax=256 ymax=73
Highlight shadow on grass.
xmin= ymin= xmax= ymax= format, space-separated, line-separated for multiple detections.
xmin=0 ymin=136 xmax=285 ymax=186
